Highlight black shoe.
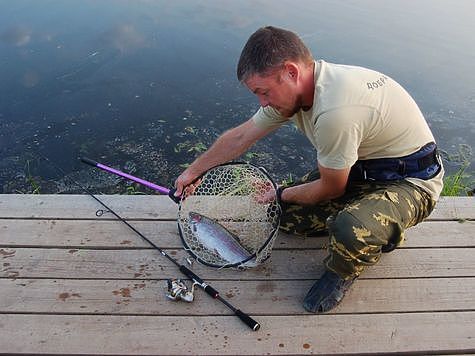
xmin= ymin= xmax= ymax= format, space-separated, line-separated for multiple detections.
xmin=303 ymin=270 xmax=356 ymax=313
xmin=381 ymin=241 xmax=397 ymax=253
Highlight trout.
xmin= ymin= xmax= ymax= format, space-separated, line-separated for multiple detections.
xmin=189 ymin=211 xmax=252 ymax=264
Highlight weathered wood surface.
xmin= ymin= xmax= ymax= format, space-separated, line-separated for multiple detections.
xmin=1 ymin=313 xmax=474 ymax=355
xmin=2 ymin=219 xmax=474 ymax=248
xmin=0 ymin=194 xmax=474 ymax=355
xmin=1 ymin=194 xmax=474 ymax=220
xmin=1 ymin=278 xmax=474 ymax=315
xmin=2 ymin=248 xmax=475 ymax=280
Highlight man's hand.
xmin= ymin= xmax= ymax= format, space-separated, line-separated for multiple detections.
xmin=174 ymin=167 xmax=201 ymax=198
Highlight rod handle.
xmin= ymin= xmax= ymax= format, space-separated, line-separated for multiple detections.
xmin=179 ymin=265 xmax=201 ymax=282
xmin=179 ymin=265 xmax=219 ymax=298
xmin=168 ymin=187 xmax=181 ymax=204
xmin=235 ymin=309 xmax=261 ymax=331
xmin=81 ymin=157 xmax=98 ymax=167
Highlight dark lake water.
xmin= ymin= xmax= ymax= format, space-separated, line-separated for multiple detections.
xmin=1 ymin=0 xmax=474 ymax=193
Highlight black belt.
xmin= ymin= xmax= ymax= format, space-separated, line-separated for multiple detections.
xmin=349 ymin=142 xmax=441 ymax=181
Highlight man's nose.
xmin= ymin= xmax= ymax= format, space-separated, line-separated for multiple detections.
xmin=258 ymin=96 xmax=269 ymax=107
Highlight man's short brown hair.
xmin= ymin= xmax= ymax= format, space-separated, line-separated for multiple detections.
xmin=237 ymin=26 xmax=313 ymax=82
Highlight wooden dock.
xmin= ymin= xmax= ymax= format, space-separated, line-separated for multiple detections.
xmin=0 ymin=194 xmax=474 ymax=355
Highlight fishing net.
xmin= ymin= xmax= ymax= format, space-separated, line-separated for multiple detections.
xmin=177 ymin=162 xmax=281 ymax=268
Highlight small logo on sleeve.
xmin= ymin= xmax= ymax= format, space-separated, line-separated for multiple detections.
xmin=367 ymin=75 xmax=389 ymax=90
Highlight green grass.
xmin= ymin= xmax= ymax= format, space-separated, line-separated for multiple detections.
xmin=440 ymin=144 xmax=474 ymax=196
xmin=441 ymin=163 xmax=474 ymax=196
xmin=25 ymin=160 xmax=41 ymax=194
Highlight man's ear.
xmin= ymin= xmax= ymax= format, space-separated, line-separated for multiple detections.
xmin=283 ymin=61 xmax=299 ymax=82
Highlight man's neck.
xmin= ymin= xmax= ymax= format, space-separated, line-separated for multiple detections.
xmin=301 ymin=62 xmax=316 ymax=111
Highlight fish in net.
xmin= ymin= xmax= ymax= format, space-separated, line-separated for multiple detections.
xmin=177 ymin=162 xmax=281 ymax=268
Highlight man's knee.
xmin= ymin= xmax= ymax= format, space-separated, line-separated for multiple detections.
xmin=326 ymin=210 xmax=386 ymax=264
xmin=327 ymin=211 xmax=366 ymax=250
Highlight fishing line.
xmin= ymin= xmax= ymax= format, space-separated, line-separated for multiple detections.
xmin=36 ymin=153 xmax=261 ymax=331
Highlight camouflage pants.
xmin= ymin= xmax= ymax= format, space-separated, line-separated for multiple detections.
xmin=280 ymin=169 xmax=436 ymax=279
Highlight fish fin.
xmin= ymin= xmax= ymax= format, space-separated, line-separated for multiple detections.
xmin=214 ymin=248 xmax=228 ymax=262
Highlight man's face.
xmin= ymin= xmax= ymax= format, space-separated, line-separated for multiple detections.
xmin=245 ymin=69 xmax=300 ymax=118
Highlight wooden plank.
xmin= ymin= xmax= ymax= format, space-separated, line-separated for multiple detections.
xmin=2 ymin=248 xmax=474 ymax=280
xmin=0 ymin=312 xmax=474 ymax=354
xmin=1 ymin=219 xmax=474 ymax=249
xmin=0 ymin=194 xmax=177 ymax=220
xmin=403 ymin=220 xmax=475 ymax=247
xmin=0 ymin=219 xmax=181 ymax=248
xmin=1 ymin=278 xmax=473 ymax=315
xmin=429 ymin=197 xmax=475 ymax=220
xmin=1 ymin=194 xmax=473 ymax=220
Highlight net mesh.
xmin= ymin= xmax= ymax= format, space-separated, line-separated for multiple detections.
xmin=177 ymin=163 xmax=281 ymax=268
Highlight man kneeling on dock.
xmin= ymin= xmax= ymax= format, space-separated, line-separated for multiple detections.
xmin=174 ymin=26 xmax=444 ymax=312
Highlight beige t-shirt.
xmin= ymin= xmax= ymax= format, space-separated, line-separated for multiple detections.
xmin=252 ymin=60 xmax=444 ymax=200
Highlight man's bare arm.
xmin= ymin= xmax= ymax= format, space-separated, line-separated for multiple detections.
xmin=281 ymin=163 xmax=350 ymax=205
xmin=174 ymin=118 xmax=276 ymax=195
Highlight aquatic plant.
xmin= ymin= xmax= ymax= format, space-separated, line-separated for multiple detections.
xmin=25 ymin=160 xmax=41 ymax=194
xmin=281 ymin=173 xmax=295 ymax=186
xmin=244 ymin=152 xmax=259 ymax=160
xmin=125 ymin=184 xmax=146 ymax=195
xmin=174 ymin=140 xmax=207 ymax=154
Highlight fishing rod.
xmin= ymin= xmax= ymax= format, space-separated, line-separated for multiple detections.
xmin=82 ymin=157 xmax=282 ymax=270
xmin=73 ymin=156 xmax=260 ymax=331
xmin=81 ymin=157 xmax=181 ymax=203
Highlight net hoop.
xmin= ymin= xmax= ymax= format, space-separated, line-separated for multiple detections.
xmin=177 ymin=161 xmax=281 ymax=269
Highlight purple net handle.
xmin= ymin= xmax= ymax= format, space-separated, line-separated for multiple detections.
xmin=80 ymin=157 xmax=170 ymax=195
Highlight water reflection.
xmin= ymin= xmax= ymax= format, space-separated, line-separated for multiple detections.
xmin=1 ymin=26 xmax=32 ymax=46
xmin=0 ymin=0 xmax=474 ymax=193
xmin=101 ymin=24 xmax=147 ymax=53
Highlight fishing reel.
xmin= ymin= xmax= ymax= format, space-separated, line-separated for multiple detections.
xmin=166 ymin=278 xmax=196 ymax=303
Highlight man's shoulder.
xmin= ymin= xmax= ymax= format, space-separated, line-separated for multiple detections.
xmin=251 ymin=106 xmax=288 ymax=130
xmin=315 ymin=60 xmax=395 ymax=115
xmin=319 ymin=60 xmax=381 ymax=75
xmin=319 ymin=60 xmax=388 ymax=88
